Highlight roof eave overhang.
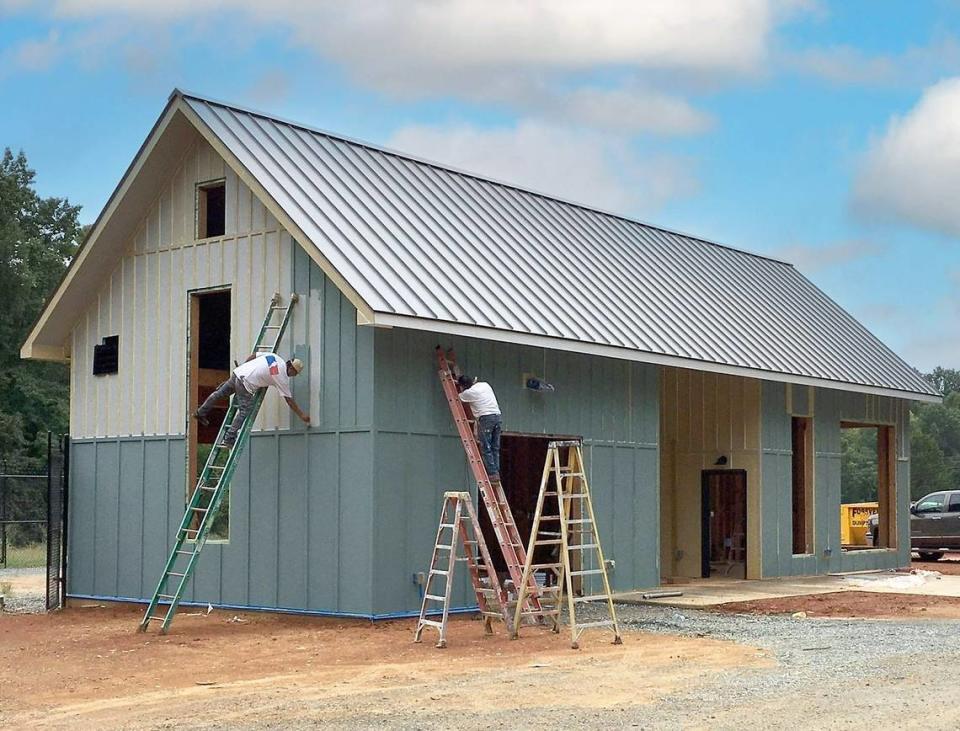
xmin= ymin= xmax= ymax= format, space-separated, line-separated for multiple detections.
xmin=368 ymin=312 xmax=942 ymax=404
xmin=20 ymin=97 xmax=188 ymax=362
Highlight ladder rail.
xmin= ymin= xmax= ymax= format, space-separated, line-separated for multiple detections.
xmin=512 ymin=440 xmax=622 ymax=648
xmin=435 ymin=347 xmax=543 ymax=618
xmin=139 ymin=292 xmax=298 ymax=633
xmin=414 ymin=492 xmax=513 ymax=648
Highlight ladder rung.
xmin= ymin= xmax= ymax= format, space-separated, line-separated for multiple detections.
xmin=175 ymin=550 xmax=195 ymax=556
xmin=438 ymin=523 xmax=455 ymax=529
xmin=419 ymin=619 xmax=443 ymax=628
xmin=538 ymin=515 xmax=561 ymax=521
xmin=167 ymin=572 xmax=187 ymax=578
xmin=574 ymin=594 xmax=613 ymax=602
xmin=146 ymin=616 xmax=165 ymax=622
xmin=434 ymin=544 xmax=453 ymax=550
xmin=157 ymin=594 xmax=176 ymax=600
xmin=569 ymin=569 xmax=604 ymax=576
xmin=562 ymin=494 xmax=588 ymax=499
xmin=566 ymin=519 xmax=593 ymax=524
xmin=520 ymin=609 xmax=559 ymax=616
xmin=568 ymin=543 xmax=599 ymax=551
xmin=191 ymin=507 xmax=209 ymax=512
xmin=530 ymin=563 xmax=562 ymax=570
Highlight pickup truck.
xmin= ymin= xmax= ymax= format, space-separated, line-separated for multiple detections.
xmin=867 ymin=490 xmax=960 ymax=560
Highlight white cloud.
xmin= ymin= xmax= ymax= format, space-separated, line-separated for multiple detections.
xmin=773 ymin=239 xmax=884 ymax=273
xmin=50 ymin=1 xmax=775 ymax=81
xmin=852 ymin=78 xmax=960 ymax=236
xmin=558 ymin=86 xmax=713 ymax=135
xmin=386 ymin=120 xmax=698 ymax=216
xmin=2 ymin=29 xmax=61 ymax=72
xmin=786 ymin=35 xmax=960 ymax=88
xmin=33 ymin=0 xmax=789 ymax=136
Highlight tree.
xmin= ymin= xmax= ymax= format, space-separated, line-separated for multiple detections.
xmin=909 ymin=370 xmax=960 ymax=499
xmin=0 ymin=148 xmax=82 ymax=471
xmin=926 ymin=367 xmax=960 ymax=399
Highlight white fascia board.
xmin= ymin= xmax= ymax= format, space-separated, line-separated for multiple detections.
xmin=369 ymin=312 xmax=942 ymax=404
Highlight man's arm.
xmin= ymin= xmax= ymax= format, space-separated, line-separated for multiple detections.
xmin=284 ymin=396 xmax=311 ymax=424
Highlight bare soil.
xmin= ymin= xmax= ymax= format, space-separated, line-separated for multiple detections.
xmin=913 ymin=552 xmax=960 ymax=575
xmin=0 ymin=602 xmax=766 ymax=729
xmin=717 ymin=589 xmax=960 ymax=619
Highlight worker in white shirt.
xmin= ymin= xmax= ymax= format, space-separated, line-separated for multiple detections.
xmin=457 ymin=374 xmax=502 ymax=482
xmin=194 ymin=352 xmax=310 ymax=446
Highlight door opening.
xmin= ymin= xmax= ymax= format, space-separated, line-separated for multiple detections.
xmin=478 ymin=433 xmax=581 ymax=582
xmin=187 ymin=289 xmax=231 ymax=540
xmin=701 ymin=470 xmax=747 ymax=579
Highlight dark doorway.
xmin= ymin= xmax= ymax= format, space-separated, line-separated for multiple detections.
xmin=187 ymin=289 xmax=231 ymax=539
xmin=478 ymin=433 xmax=578 ymax=576
xmin=701 ymin=470 xmax=747 ymax=579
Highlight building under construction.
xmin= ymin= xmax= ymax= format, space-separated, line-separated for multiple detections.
xmin=22 ymin=90 xmax=940 ymax=619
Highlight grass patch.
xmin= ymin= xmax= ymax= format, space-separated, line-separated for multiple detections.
xmin=4 ymin=543 xmax=46 ymax=569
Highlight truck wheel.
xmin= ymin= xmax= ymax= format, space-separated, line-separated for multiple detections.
xmin=918 ymin=551 xmax=944 ymax=562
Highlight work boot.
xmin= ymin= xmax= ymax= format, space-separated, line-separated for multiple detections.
xmin=193 ymin=411 xmax=209 ymax=427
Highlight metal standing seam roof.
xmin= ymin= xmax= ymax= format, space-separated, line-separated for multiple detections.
xmin=179 ymin=92 xmax=938 ymax=401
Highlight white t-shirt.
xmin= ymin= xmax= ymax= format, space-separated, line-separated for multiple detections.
xmin=458 ymin=381 xmax=501 ymax=417
xmin=234 ymin=353 xmax=292 ymax=398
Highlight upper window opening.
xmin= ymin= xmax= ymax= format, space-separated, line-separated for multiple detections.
xmin=92 ymin=335 xmax=119 ymax=375
xmin=197 ymin=180 xmax=226 ymax=239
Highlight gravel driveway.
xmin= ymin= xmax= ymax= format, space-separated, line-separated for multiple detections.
xmin=572 ymin=602 xmax=960 ymax=730
xmin=0 ymin=566 xmax=46 ymax=613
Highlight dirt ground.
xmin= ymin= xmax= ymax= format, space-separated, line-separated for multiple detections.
xmin=0 ymin=603 xmax=767 ymax=729
xmin=717 ymin=589 xmax=960 ymax=619
xmin=913 ymin=552 xmax=960 ymax=574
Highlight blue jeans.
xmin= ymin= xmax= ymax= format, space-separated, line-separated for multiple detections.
xmin=477 ymin=414 xmax=502 ymax=478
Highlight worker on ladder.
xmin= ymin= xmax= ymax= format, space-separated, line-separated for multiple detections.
xmin=457 ymin=374 xmax=502 ymax=483
xmin=195 ymin=353 xmax=310 ymax=445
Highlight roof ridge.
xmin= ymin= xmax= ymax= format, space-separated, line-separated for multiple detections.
xmin=173 ymin=88 xmax=793 ymax=268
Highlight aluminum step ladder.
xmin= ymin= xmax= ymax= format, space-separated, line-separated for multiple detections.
xmin=435 ymin=347 xmax=543 ymax=621
xmin=512 ymin=440 xmax=622 ymax=648
xmin=414 ymin=491 xmax=513 ymax=648
xmin=139 ymin=292 xmax=298 ymax=633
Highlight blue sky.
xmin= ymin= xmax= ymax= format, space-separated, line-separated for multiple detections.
xmin=2 ymin=1 xmax=958 ymax=371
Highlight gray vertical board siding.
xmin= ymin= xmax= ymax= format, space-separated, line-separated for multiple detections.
xmin=67 ymin=240 xmax=378 ymax=615
xmin=117 ymin=440 xmax=145 ymax=597
xmin=221 ymin=444 xmax=252 ymax=607
xmin=371 ymin=327 xmax=659 ymax=613
xmin=307 ymin=432 xmax=339 ymax=610
xmin=278 ymin=434 xmax=309 ymax=609
xmin=337 ymin=431 xmax=375 ymax=613
xmin=68 ymin=441 xmax=97 ymax=594
xmin=92 ymin=440 xmax=119 ymax=597
xmin=248 ymin=435 xmax=280 ymax=606
xmin=760 ymin=382 xmax=912 ymax=577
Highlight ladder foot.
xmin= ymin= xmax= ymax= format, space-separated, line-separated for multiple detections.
xmin=571 ymin=641 xmax=580 ymax=650
xmin=613 ymin=635 xmax=623 ymax=645
xmin=435 ymin=640 xmax=447 ymax=649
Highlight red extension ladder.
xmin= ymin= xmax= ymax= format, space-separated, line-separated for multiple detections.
xmin=435 ymin=347 xmax=543 ymax=619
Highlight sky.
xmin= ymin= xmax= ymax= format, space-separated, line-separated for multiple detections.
xmin=2 ymin=0 xmax=959 ymax=372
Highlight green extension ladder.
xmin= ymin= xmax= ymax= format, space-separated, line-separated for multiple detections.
xmin=139 ymin=292 xmax=298 ymax=633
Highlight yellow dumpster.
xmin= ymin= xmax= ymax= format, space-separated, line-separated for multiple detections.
xmin=840 ymin=502 xmax=878 ymax=546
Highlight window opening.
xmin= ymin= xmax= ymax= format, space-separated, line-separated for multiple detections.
xmin=840 ymin=423 xmax=896 ymax=550
xmin=188 ymin=289 xmax=232 ymax=541
xmin=791 ymin=417 xmax=813 ymax=554
xmin=197 ymin=180 xmax=226 ymax=239
xmin=92 ymin=335 xmax=119 ymax=375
